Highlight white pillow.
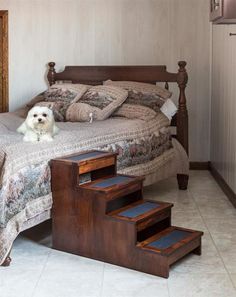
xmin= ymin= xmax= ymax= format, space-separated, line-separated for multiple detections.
xmin=160 ymin=99 xmax=177 ymax=121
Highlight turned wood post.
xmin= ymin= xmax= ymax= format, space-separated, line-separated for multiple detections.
xmin=47 ymin=62 xmax=56 ymax=86
xmin=176 ymin=61 xmax=188 ymax=155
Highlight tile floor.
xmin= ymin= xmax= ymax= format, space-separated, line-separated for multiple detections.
xmin=1 ymin=170 xmax=236 ymax=297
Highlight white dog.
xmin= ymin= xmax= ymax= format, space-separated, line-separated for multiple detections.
xmin=17 ymin=106 xmax=59 ymax=142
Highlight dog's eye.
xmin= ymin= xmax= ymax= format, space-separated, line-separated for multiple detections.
xmin=33 ymin=114 xmax=37 ymax=117
xmin=42 ymin=113 xmax=47 ymax=117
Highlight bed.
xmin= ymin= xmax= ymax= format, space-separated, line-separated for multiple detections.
xmin=0 ymin=61 xmax=189 ymax=266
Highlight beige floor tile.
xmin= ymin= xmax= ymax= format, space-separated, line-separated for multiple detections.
xmin=204 ymin=217 xmax=236 ymax=235
xmin=168 ymin=273 xmax=236 ymax=297
xmin=101 ymin=264 xmax=169 ymax=297
xmin=212 ymin=233 xmax=236 ymax=274
xmin=230 ymin=274 xmax=236 ymax=288
xmin=170 ymin=233 xmax=227 ymax=274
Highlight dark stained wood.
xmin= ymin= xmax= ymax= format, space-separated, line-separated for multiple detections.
xmin=0 ymin=11 xmax=8 ymax=112
xmin=47 ymin=61 xmax=189 ymax=189
xmin=190 ymin=162 xmax=211 ymax=170
xmin=177 ymin=174 xmax=189 ymax=190
xmin=51 ymin=150 xmax=202 ymax=278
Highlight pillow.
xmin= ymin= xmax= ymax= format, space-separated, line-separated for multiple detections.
xmin=35 ymin=101 xmax=68 ymax=122
xmin=44 ymin=83 xmax=90 ymax=103
xmin=26 ymin=84 xmax=90 ymax=109
xmin=112 ymin=104 xmax=157 ymax=121
xmin=26 ymin=92 xmax=45 ymax=108
xmin=103 ymin=80 xmax=172 ymax=100
xmin=125 ymin=90 xmax=166 ymax=112
xmin=66 ymin=85 xmax=128 ymax=122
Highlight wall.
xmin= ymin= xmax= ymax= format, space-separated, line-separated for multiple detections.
xmin=211 ymin=25 xmax=236 ymax=193
xmin=0 ymin=0 xmax=211 ymax=161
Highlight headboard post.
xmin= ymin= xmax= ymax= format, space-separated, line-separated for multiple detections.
xmin=176 ymin=61 xmax=188 ymax=155
xmin=47 ymin=62 xmax=56 ymax=86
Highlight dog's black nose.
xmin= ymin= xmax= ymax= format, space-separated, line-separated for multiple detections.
xmin=38 ymin=118 xmax=42 ymax=122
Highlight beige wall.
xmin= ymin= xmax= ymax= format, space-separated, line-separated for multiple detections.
xmin=211 ymin=25 xmax=236 ymax=193
xmin=0 ymin=0 xmax=211 ymax=161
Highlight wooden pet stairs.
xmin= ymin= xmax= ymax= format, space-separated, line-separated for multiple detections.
xmin=51 ymin=150 xmax=203 ymax=278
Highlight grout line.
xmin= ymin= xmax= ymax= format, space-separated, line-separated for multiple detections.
xmin=189 ymin=185 xmax=236 ymax=289
xmin=31 ymin=250 xmax=51 ymax=297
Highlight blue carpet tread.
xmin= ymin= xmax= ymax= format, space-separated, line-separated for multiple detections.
xmin=64 ymin=151 xmax=106 ymax=162
xmin=147 ymin=230 xmax=190 ymax=250
xmin=118 ymin=202 xmax=161 ymax=218
xmin=90 ymin=176 xmax=135 ymax=188
xmin=138 ymin=227 xmax=203 ymax=255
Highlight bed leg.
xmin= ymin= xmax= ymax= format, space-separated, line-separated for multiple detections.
xmin=177 ymin=174 xmax=189 ymax=190
xmin=1 ymin=252 xmax=11 ymax=267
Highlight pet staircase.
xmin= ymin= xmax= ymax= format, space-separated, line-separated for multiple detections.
xmin=51 ymin=150 xmax=203 ymax=278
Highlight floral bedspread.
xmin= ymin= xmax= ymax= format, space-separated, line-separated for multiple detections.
xmin=1 ymin=130 xmax=172 ymax=227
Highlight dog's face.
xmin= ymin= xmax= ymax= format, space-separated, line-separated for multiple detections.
xmin=26 ymin=106 xmax=54 ymax=132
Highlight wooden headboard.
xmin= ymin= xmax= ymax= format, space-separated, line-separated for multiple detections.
xmin=47 ymin=62 xmax=188 ymax=155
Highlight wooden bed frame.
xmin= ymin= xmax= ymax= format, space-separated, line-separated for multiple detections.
xmin=47 ymin=61 xmax=189 ymax=188
xmin=1 ymin=61 xmax=189 ymax=267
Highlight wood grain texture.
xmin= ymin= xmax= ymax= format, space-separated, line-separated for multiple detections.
xmin=51 ymin=150 xmax=203 ymax=278
xmin=1 ymin=0 xmax=211 ymax=161
xmin=211 ymin=25 xmax=236 ymax=194
xmin=0 ymin=10 xmax=8 ymax=112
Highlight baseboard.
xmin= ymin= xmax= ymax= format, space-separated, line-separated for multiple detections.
xmin=189 ymin=162 xmax=211 ymax=170
xmin=210 ymin=164 xmax=236 ymax=208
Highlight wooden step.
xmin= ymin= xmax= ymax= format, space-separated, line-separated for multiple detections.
xmin=108 ymin=200 xmax=173 ymax=232
xmin=80 ymin=174 xmax=144 ymax=193
xmin=51 ymin=150 xmax=117 ymax=176
xmin=137 ymin=226 xmax=203 ymax=266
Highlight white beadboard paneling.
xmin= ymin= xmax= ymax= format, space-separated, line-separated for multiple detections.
xmin=0 ymin=0 xmax=211 ymax=161
xmin=211 ymin=25 xmax=236 ymax=193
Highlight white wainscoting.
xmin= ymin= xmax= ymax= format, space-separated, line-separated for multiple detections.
xmin=211 ymin=25 xmax=236 ymax=193
xmin=0 ymin=0 xmax=211 ymax=161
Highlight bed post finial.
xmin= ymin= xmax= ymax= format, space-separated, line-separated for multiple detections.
xmin=47 ymin=62 xmax=56 ymax=86
xmin=177 ymin=61 xmax=188 ymax=155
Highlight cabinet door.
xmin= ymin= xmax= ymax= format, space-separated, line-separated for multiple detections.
xmin=211 ymin=25 xmax=236 ymax=192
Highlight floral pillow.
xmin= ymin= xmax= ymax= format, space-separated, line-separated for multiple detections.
xmin=103 ymin=80 xmax=172 ymax=112
xmin=112 ymin=104 xmax=157 ymax=121
xmin=44 ymin=83 xmax=90 ymax=103
xmin=66 ymin=85 xmax=128 ymax=122
xmin=103 ymin=80 xmax=172 ymax=99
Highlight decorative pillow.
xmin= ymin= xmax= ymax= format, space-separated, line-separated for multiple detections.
xmin=35 ymin=101 xmax=69 ymax=122
xmin=103 ymin=80 xmax=172 ymax=100
xmin=26 ymin=92 xmax=45 ymax=108
xmin=66 ymin=86 xmax=128 ymax=122
xmin=125 ymin=90 xmax=166 ymax=112
xmin=44 ymin=83 xmax=90 ymax=103
xmin=112 ymin=104 xmax=157 ymax=121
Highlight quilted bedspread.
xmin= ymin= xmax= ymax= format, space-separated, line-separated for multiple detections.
xmin=0 ymin=110 xmax=175 ymax=257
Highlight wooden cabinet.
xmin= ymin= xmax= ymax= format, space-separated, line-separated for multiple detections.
xmin=210 ymin=0 xmax=236 ymax=23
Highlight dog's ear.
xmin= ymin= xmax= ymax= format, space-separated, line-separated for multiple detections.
xmin=17 ymin=121 xmax=27 ymax=134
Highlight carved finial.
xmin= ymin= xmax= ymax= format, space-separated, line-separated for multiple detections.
xmin=178 ymin=61 xmax=187 ymax=70
xmin=47 ymin=62 xmax=56 ymax=86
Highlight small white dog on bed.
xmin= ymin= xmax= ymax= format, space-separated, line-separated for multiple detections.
xmin=17 ymin=106 xmax=59 ymax=142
